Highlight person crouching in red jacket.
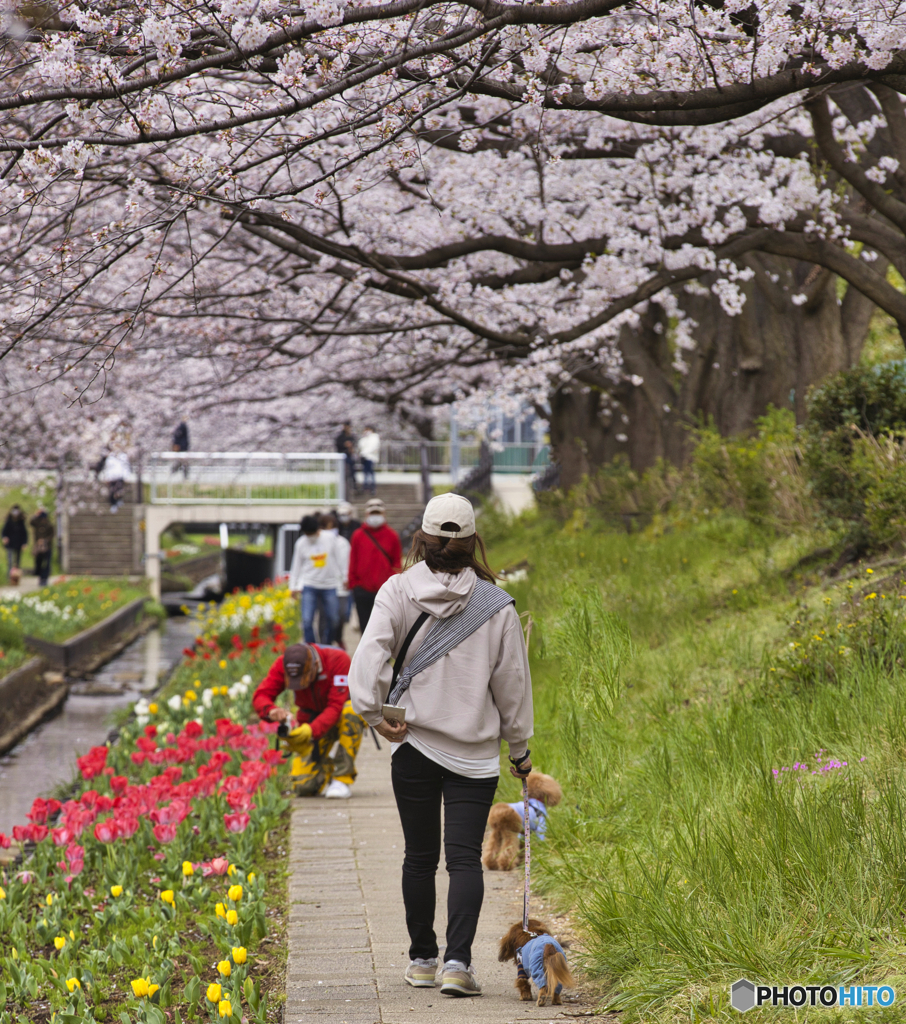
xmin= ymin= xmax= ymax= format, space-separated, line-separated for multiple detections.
xmin=253 ymin=642 xmax=365 ymax=799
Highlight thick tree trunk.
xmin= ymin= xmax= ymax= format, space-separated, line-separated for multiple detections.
xmin=549 ymin=255 xmax=878 ymax=490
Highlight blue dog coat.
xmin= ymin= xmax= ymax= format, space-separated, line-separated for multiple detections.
xmin=516 ymin=935 xmax=567 ymax=993
xmin=508 ymin=797 xmax=548 ymax=839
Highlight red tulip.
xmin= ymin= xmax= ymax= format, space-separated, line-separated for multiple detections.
xmin=0 ymin=833 xmax=10 ymax=848
xmin=110 ymin=776 xmax=129 ymax=793
xmin=51 ymin=827 xmax=73 ymax=847
xmin=153 ymin=823 xmax=178 ymax=844
xmin=94 ymin=819 xmax=118 ymax=843
xmin=224 ymin=812 xmax=250 ymax=834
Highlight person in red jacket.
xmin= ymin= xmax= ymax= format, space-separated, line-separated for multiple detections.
xmin=348 ymin=497 xmax=402 ymax=633
xmin=253 ymin=642 xmax=364 ymax=799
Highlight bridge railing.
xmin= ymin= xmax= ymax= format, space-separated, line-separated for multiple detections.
xmin=147 ymin=452 xmax=346 ymax=505
xmin=381 ymin=441 xmax=549 ymax=475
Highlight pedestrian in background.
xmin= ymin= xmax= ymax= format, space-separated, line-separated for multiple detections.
xmin=357 ymin=426 xmax=380 ymax=496
xmin=100 ymin=450 xmax=130 ymax=511
xmin=2 ymin=505 xmax=28 ymax=580
xmin=348 ymin=497 xmax=401 ymax=632
xmin=172 ymin=420 xmax=190 ymax=478
xmin=335 ymin=501 xmax=360 ymax=627
xmin=30 ymin=506 xmax=54 ymax=586
xmin=335 ymin=421 xmax=358 ymax=495
xmin=289 ymin=514 xmax=343 ymax=644
xmin=321 ymin=512 xmax=351 ymax=646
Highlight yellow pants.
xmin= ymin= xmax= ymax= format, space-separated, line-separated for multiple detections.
xmin=290 ymin=701 xmax=365 ymax=796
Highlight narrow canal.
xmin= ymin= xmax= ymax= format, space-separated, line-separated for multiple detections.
xmin=0 ymin=618 xmax=197 ymax=836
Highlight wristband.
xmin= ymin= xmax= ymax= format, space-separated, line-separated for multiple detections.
xmin=508 ymin=749 xmax=531 ymax=767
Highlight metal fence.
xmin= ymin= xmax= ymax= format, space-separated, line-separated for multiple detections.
xmin=147 ymin=452 xmax=346 ymax=505
xmin=380 ymin=441 xmax=549 ymax=475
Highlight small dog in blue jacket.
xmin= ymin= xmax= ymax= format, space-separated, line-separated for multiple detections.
xmin=499 ymin=918 xmax=574 ymax=1006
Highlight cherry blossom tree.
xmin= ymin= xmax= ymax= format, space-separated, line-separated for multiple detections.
xmin=1 ymin=0 xmax=904 ymax=482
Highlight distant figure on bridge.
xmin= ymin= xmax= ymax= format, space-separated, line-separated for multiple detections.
xmin=335 ymin=421 xmax=358 ymax=494
xmin=348 ymin=497 xmax=401 ymax=632
xmin=29 ymin=506 xmax=54 ymax=586
xmin=100 ymin=450 xmax=131 ymax=512
xmin=2 ymin=505 xmax=28 ymax=580
xmin=357 ymin=426 xmax=380 ymax=496
xmin=253 ymin=641 xmax=363 ymax=800
xmin=171 ymin=420 xmax=190 ymax=478
xmin=289 ymin=514 xmax=343 ymax=645
xmin=172 ymin=420 xmax=189 ymax=452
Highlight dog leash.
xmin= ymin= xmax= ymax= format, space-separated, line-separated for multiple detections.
xmin=522 ymin=777 xmax=531 ymax=932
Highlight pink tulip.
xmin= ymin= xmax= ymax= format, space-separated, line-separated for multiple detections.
xmin=116 ymin=816 xmax=140 ymax=838
xmin=224 ymin=812 xmax=251 ymax=834
xmin=51 ymin=827 xmax=73 ymax=847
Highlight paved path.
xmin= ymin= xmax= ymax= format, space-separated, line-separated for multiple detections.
xmin=285 ymin=735 xmax=588 ymax=1024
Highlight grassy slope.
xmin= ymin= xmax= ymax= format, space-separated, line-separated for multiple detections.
xmin=487 ymin=511 xmax=906 ymax=1023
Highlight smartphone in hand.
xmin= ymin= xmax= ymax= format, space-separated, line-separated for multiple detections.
xmin=381 ymin=704 xmax=406 ymax=724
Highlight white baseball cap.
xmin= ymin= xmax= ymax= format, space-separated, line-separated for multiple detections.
xmin=421 ymin=493 xmax=476 ymax=539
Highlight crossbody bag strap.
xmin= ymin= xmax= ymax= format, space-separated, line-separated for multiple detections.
xmin=387 ymin=580 xmax=515 ymax=705
xmin=364 ymin=529 xmax=394 ymax=565
xmin=389 ymin=611 xmax=430 ymax=695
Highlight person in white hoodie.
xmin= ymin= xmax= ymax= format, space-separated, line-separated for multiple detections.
xmin=349 ymin=493 xmax=533 ymax=998
xmin=289 ymin=514 xmax=343 ymax=644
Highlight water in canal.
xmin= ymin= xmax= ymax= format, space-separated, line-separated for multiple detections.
xmin=0 ymin=618 xmax=197 ymax=836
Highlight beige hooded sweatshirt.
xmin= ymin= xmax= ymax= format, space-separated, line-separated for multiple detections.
xmin=348 ymin=560 xmax=533 ymax=763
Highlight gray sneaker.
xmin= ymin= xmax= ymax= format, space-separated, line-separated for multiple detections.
xmin=405 ymin=958 xmax=438 ymax=987
xmin=440 ymin=961 xmax=482 ymax=997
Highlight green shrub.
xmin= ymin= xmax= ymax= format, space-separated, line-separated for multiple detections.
xmin=804 ymin=361 xmax=906 ymax=547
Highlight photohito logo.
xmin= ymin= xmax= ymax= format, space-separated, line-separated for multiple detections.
xmin=730 ymin=979 xmax=895 ymax=1012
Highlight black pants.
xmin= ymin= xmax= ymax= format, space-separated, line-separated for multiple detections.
xmin=391 ymin=743 xmax=498 ymax=966
xmin=353 ymin=587 xmax=376 ymax=632
xmin=34 ymin=549 xmax=51 ymax=585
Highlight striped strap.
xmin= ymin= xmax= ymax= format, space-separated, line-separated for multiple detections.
xmin=387 ymin=579 xmax=515 ymax=705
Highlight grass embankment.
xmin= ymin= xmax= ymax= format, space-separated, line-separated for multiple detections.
xmin=489 ymin=513 xmax=906 ymax=1023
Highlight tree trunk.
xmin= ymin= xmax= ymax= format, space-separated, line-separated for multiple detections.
xmin=549 ymin=255 xmax=878 ymax=490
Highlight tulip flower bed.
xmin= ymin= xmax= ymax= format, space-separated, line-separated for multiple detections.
xmin=0 ymin=586 xmax=302 ymax=1024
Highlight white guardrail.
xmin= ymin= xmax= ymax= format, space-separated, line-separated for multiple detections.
xmin=147 ymin=452 xmax=346 ymax=505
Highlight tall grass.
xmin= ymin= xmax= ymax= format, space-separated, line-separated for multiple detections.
xmin=490 ymin=511 xmax=906 ymax=1022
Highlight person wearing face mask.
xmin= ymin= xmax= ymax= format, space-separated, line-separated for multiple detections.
xmin=289 ymin=514 xmax=343 ymax=645
xmin=335 ymin=501 xmax=361 ymax=542
xmin=348 ymin=497 xmax=402 ymax=632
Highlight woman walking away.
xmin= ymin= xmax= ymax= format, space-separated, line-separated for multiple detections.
xmin=1 ymin=505 xmax=28 ymax=579
xmin=349 ymin=493 xmax=533 ymax=998
xmin=30 ymin=506 xmax=54 ymax=586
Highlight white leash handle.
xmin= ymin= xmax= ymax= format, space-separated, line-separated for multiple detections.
xmin=522 ymin=777 xmax=531 ymax=932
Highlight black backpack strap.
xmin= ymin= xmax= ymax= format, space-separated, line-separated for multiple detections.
xmin=390 ymin=611 xmax=430 ymax=694
xmin=364 ymin=529 xmax=394 ymax=565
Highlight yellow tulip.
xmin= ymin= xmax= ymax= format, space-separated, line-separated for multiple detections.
xmin=148 ymin=984 xmax=160 ymax=997
xmin=148 ymin=703 xmax=159 ymax=714
xmin=70 ymin=930 xmax=76 ymax=941
xmin=228 ymin=884 xmax=242 ymax=902
xmin=152 ymin=936 xmax=159 ymax=950
xmin=247 ymin=872 xmax=255 ymax=883
xmin=54 ymin=937 xmax=66 ymax=950
xmin=65 ymin=978 xmax=81 ymax=992
xmin=206 ymin=983 xmax=222 ymax=1003
xmin=227 ymin=864 xmax=237 ymax=877
xmin=220 ymin=685 xmax=229 ymax=695
xmin=231 ymin=946 xmax=247 ymax=964
xmin=46 ymin=893 xmax=54 ymax=906
xmin=110 ymin=885 xmax=123 ymax=897
xmin=131 ymin=978 xmax=150 ymax=998
xmin=217 ymin=960 xmax=232 ymax=977
xmin=218 ymin=999 xmax=232 ymax=1018
xmin=215 ymin=902 xmax=226 ymax=918
xmin=226 ymin=909 xmax=239 ymax=926
xmin=182 ymin=861 xmax=194 ymax=877
xmin=11 ymin=947 xmax=17 ymax=959
xmin=160 ymin=890 xmax=175 ymax=905
xmin=219 ymin=660 xmax=227 ymax=669
xmin=0 ymin=886 xmax=6 ymax=900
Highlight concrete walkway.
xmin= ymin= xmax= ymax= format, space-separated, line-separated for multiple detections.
xmin=285 ymin=736 xmax=589 ymax=1024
